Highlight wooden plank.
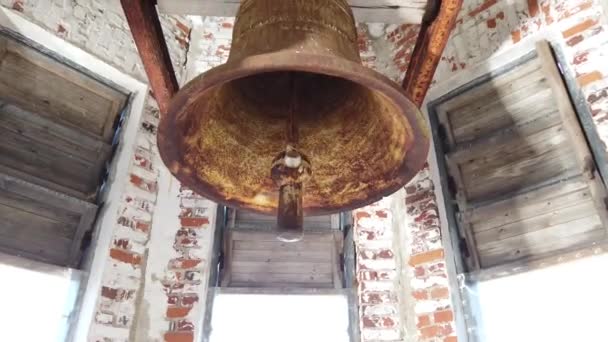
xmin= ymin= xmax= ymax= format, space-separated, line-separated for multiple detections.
xmin=0 ymin=126 xmax=99 ymax=196
xmin=0 ymin=202 xmax=75 ymax=239
xmin=0 ymin=187 xmax=80 ymax=225
xmin=221 ymin=230 xmax=234 ymax=287
xmin=436 ymin=58 xmax=542 ymax=115
xmin=68 ymin=203 xmax=97 ymax=267
xmin=232 ymin=249 xmax=332 ymax=262
xmin=234 ymin=240 xmax=332 ymax=252
xmin=457 ymin=125 xmax=578 ymax=202
xmin=0 ymin=164 xmax=89 ymax=201
xmin=230 ymin=272 xmax=333 ymax=284
xmin=479 ymin=215 xmax=605 ymax=267
xmin=233 ymin=210 xmax=334 ymax=230
xmin=474 ymin=200 xmax=598 ymax=246
xmin=449 ymin=89 xmax=558 ymax=146
xmin=447 ymin=68 xmax=548 ymax=135
xmin=0 ymin=102 xmax=111 ymax=167
xmin=218 ymin=287 xmax=347 ymax=295
xmin=0 ymin=37 xmax=126 ymax=142
xmin=231 ymin=229 xmax=337 ymax=242
xmin=0 ymin=173 xmax=96 ymax=215
xmin=455 ymin=123 xmax=568 ymax=172
xmin=470 ymin=179 xmax=592 ymax=233
xmin=332 ymin=231 xmax=344 ymax=288
xmin=447 ymin=110 xmax=561 ymax=163
xmin=229 ymin=281 xmax=335 ymax=289
xmin=536 ymin=40 xmax=608 ymax=232
xmin=0 ymin=172 xmax=97 ymax=266
xmin=232 ymin=261 xmax=333 ymax=274
xmin=0 ymin=236 xmax=72 ymax=266
xmin=157 ymin=0 xmax=428 ymax=24
xmin=445 ymin=157 xmax=481 ymax=270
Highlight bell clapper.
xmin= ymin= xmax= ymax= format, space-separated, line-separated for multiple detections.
xmin=270 ymin=73 xmax=311 ymax=242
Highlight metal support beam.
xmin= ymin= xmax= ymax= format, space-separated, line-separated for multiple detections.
xmin=403 ymin=0 xmax=463 ymax=107
xmin=121 ymin=0 xmax=178 ymax=114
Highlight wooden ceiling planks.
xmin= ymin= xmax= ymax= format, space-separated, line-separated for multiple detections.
xmin=156 ymin=0 xmax=431 ymax=24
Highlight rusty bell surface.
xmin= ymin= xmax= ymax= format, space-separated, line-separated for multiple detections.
xmin=158 ymin=0 xmax=430 ymax=217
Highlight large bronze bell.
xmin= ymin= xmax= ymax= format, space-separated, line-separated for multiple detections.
xmin=158 ymin=0 xmax=429 ymax=240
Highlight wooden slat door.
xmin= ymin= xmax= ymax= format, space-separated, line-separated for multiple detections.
xmin=436 ymin=41 xmax=608 ymax=269
xmin=221 ymin=229 xmax=344 ymax=289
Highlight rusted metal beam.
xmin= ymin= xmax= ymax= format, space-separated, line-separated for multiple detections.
xmin=121 ymin=0 xmax=178 ymax=114
xmin=402 ymin=0 xmax=463 ymax=107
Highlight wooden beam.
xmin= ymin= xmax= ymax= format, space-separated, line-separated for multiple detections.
xmin=121 ymin=0 xmax=178 ymax=114
xmin=157 ymin=0 xmax=428 ymax=24
xmin=403 ymin=0 xmax=463 ymax=107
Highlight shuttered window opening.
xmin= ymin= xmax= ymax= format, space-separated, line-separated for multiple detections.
xmin=431 ymin=41 xmax=608 ymax=271
xmin=219 ymin=209 xmax=344 ymax=289
xmin=0 ymin=31 xmax=129 ymax=267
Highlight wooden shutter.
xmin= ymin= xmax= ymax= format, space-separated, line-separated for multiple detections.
xmin=0 ymin=34 xmax=127 ymax=200
xmin=221 ymin=209 xmax=343 ymax=288
xmin=0 ymin=174 xmax=97 ymax=267
xmin=436 ymin=41 xmax=608 ymax=270
xmin=221 ymin=229 xmax=344 ymax=288
xmin=0 ymin=33 xmax=128 ymax=266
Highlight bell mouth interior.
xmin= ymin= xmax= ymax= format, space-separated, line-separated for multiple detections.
xmin=169 ymin=69 xmax=417 ymax=215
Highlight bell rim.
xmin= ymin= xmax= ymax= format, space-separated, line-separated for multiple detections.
xmin=158 ymin=51 xmax=430 ymax=216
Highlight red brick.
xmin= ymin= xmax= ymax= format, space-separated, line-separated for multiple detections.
xmin=181 ymin=294 xmax=199 ymax=306
xmin=511 ymin=30 xmax=522 ymax=43
xmin=431 ymin=287 xmax=450 ymax=299
xmin=168 ymin=257 xmax=202 ymax=269
xmin=412 ymin=290 xmax=429 ymax=300
xmin=444 ymin=336 xmax=458 ymax=342
xmin=164 ymin=331 xmax=193 ymax=342
xmin=409 ymin=249 xmax=444 ymax=266
xmin=562 ymin=18 xmax=599 ymax=38
xmin=109 ymin=248 xmax=142 ymax=266
xmin=417 ymin=315 xmax=431 ymax=328
xmin=180 ymin=217 xmax=209 ymax=227
xmin=420 ymin=325 xmax=441 ymax=339
xmin=566 ymin=35 xmax=584 ymax=46
xmin=577 ymin=71 xmax=603 ymax=87
xmin=101 ymin=286 xmax=118 ymax=300
xmin=434 ymin=310 xmax=454 ymax=323
xmin=166 ymin=306 xmax=192 ymax=318
xmin=528 ymin=0 xmax=540 ymax=17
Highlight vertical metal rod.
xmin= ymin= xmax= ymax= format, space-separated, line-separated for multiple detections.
xmin=276 ymin=73 xmax=305 ymax=242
